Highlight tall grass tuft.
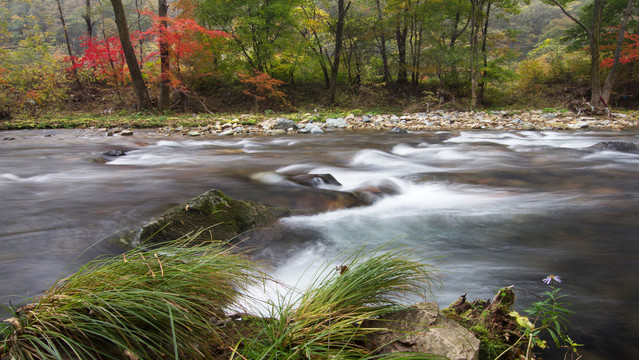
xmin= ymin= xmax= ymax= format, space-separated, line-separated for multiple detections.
xmin=235 ymin=247 xmax=440 ymax=359
xmin=1 ymin=237 xmax=262 ymax=360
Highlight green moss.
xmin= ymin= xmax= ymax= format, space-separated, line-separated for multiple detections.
xmin=471 ymin=324 xmax=510 ymax=360
xmin=138 ymin=189 xmax=290 ymax=244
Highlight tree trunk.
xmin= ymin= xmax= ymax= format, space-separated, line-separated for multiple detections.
xmin=601 ymin=0 xmax=635 ymax=105
xmin=134 ymin=0 xmax=145 ymax=59
xmin=479 ymin=2 xmax=491 ymax=105
xmin=396 ymin=24 xmax=408 ymax=84
xmin=376 ymin=0 xmax=391 ymax=83
xmin=56 ymin=0 xmax=84 ymax=93
xmin=110 ymin=0 xmax=153 ymax=110
xmin=469 ymin=0 xmax=481 ymax=108
xmin=589 ymin=0 xmax=603 ymax=105
xmin=82 ymin=0 xmax=94 ymax=38
xmin=158 ymin=0 xmax=170 ymax=110
xmin=329 ymin=0 xmax=350 ymax=104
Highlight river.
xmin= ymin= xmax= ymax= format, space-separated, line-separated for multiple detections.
xmin=1 ymin=128 xmax=638 ymax=359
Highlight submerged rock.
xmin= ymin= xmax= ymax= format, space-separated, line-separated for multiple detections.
xmin=138 ymin=189 xmax=289 ymax=244
xmin=364 ymin=302 xmax=480 ymax=360
xmin=588 ymin=141 xmax=639 ymax=153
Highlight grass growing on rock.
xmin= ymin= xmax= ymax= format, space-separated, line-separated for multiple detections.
xmin=0 ymin=237 xmax=262 ymax=359
xmin=1 ymin=241 xmax=441 ymax=359
xmin=234 ymin=247 xmax=440 ymax=359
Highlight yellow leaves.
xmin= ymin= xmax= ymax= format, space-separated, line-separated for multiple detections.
xmin=509 ymin=310 xmax=534 ymax=330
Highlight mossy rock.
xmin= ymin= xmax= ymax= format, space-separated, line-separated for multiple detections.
xmin=139 ymin=189 xmax=290 ymax=244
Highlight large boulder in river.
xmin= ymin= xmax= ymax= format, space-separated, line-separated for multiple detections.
xmin=138 ymin=189 xmax=289 ymax=244
xmin=588 ymin=141 xmax=639 ymax=153
xmin=364 ymin=302 xmax=480 ymax=360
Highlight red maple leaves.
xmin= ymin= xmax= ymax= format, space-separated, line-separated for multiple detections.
xmin=67 ymin=12 xmax=229 ymax=92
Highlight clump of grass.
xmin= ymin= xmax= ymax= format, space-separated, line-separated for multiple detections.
xmin=235 ymin=247 xmax=440 ymax=359
xmin=1 ymin=237 xmax=262 ymax=360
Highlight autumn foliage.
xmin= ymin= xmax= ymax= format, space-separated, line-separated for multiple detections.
xmin=237 ymin=71 xmax=290 ymax=110
xmin=600 ymin=27 xmax=639 ymax=68
xmin=69 ymin=36 xmax=128 ymax=87
xmin=68 ymin=12 xmax=229 ymax=97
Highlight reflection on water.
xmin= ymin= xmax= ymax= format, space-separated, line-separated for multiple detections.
xmin=1 ymin=128 xmax=638 ymax=359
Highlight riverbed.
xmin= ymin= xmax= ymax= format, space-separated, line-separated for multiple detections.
xmin=1 ymin=128 xmax=638 ymax=359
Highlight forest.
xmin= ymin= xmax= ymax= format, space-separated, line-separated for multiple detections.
xmin=0 ymin=0 xmax=638 ymax=118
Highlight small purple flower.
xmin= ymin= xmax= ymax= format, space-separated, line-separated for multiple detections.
xmin=543 ymin=275 xmax=562 ymax=284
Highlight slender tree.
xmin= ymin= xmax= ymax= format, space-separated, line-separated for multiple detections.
xmin=81 ymin=0 xmax=96 ymax=38
xmin=109 ymin=0 xmax=153 ymax=110
xmin=601 ymin=0 xmax=635 ymax=104
xmin=329 ymin=0 xmax=351 ymax=104
xmin=55 ymin=0 xmax=84 ymax=93
xmin=158 ymin=0 xmax=170 ymax=110
xmin=375 ymin=0 xmax=392 ymax=83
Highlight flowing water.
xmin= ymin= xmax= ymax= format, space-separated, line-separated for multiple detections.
xmin=1 ymin=128 xmax=638 ymax=359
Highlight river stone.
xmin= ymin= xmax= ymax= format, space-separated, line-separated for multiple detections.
xmin=138 ymin=189 xmax=290 ymax=244
xmin=325 ymin=118 xmax=347 ymax=128
xmin=389 ymin=127 xmax=407 ymax=134
xmin=274 ymin=117 xmax=298 ymax=131
xmin=588 ymin=141 xmax=639 ymax=153
xmin=300 ymin=123 xmax=323 ymax=134
xmin=364 ymin=302 xmax=480 ymax=360
xmin=103 ymin=149 xmax=126 ymax=157
xmin=120 ymin=130 xmax=134 ymax=136
xmin=288 ymin=173 xmax=342 ymax=188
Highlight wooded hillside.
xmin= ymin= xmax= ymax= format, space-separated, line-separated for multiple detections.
xmin=0 ymin=0 xmax=637 ymax=117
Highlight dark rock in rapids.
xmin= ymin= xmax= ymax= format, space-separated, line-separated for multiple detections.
xmin=364 ymin=302 xmax=480 ymax=360
xmin=588 ymin=141 xmax=639 ymax=153
xmin=104 ymin=149 xmax=127 ymax=157
xmin=95 ymin=149 xmax=128 ymax=163
xmin=138 ymin=189 xmax=290 ymax=244
xmin=389 ymin=126 xmax=407 ymax=134
xmin=288 ymin=173 xmax=342 ymax=188
xmin=353 ymin=180 xmax=402 ymax=203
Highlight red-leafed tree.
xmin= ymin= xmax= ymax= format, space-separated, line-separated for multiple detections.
xmin=69 ymin=36 xmax=129 ymax=99
xmin=138 ymin=11 xmax=229 ymax=109
xmin=68 ymin=12 xmax=228 ymax=110
xmin=237 ymin=70 xmax=290 ymax=110
xmin=601 ymin=30 xmax=639 ymax=68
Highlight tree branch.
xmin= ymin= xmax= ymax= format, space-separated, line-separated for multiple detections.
xmin=550 ymin=0 xmax=591 ymax=36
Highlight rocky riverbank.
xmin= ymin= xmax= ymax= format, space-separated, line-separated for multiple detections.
xmin=138 ymin=110 xmax=639 ymax=138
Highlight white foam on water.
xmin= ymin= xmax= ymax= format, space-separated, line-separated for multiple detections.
xmin=107 ymin=152 xmax=200 ymax=165
xmin=393 ymin=143 xmax=475 ymax=161
xmin=446 ymin=131 xmax=614 ymax=150
xmin=583 ymin=150 xmax=639 ymax=165
xmin=0 ymin=173 xmax=21 ymax=182
xmin=277 ymin=163 xmax=324 ymax=174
